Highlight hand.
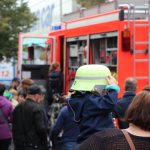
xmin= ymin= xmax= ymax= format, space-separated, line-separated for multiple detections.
xmin=106 ymin=75 xmax=118 ymax=85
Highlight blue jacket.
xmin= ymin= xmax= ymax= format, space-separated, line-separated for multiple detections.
xmin=50 ymin=106 xmax=80 ymax=143
xmin=67 ymin=90 xmax=118 ymax=143
xmin=113 ymin=91 xmax=135 ymax=129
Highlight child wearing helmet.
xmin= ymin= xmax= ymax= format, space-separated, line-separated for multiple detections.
xmin=67 ymin=64 xmax=119 ymax=144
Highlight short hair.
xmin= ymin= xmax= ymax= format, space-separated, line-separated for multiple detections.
xmin=124 ymin=77 xmax=137 ymax=92
xmin=9 ymin=89 xmax=18 ymax=96
xmin=27 ymin=84 xmax=42 ymax=95
xmin=0 ymin=83 xmax=5 ymax=95
xmin=125 ymin=85 xmax=150 ymax=131
xmin=18 ymin=90 xmax=26 ymax=98
xmin=22 ymin=78 xmax=34 ymax=86
xmin=12 ymin=77 xmax=20 ymax=82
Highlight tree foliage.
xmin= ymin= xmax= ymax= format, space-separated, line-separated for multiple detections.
xmin=77 ymin=0 xmax=105 ymax=8
xmin=0 ymin=0 xmax=36 ymax=58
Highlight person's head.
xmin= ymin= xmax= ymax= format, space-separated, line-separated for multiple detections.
xmin=125 ymin=85 xmax=150 ymax=131
xmin=10 ymin=77 xmax=20 ymax=90
xmin=70 ymin=64 xmax=111 ymax=92
xmin=21 ymin=78 xmax=34 ymax=91
xmin=27 ymin=84 xmax=43 ymax=103
xmin=17 ymin=90 xmax=26 ymax=103
xmin=0 ymin=83 xmax=6 ymax=96
xmin=49 ymin=62 xmax=60 ymax=72
xmin=9 ymin=89 xmax=18 ymax=101
xmin=124 ymin=77 xmax=137 ymax=92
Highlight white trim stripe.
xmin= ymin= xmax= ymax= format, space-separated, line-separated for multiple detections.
xmin=75 ymin=76 xmax=107 ymax=80
xmin=66 ymin=13 xmax=119 ymax=29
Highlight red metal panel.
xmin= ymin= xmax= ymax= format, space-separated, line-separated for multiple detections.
xmin=48 ymin=11 xmax=149 ymax=96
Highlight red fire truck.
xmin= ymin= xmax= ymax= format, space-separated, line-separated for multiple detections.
xmin=47 ymin=4 xmax=150 ymax=96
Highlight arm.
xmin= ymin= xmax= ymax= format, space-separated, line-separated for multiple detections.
xmin=90 ymin=90 xmax=118 ymax=112
xmin=90 ymin=76 xmax=119 ymax=112
xmin=8 ymin=103 xmax=13 ymax=123
xmin=34 ymin=107 xmax=48 ymax=141
xmin=113 ymin=100 xmax=124 ymax=118
xmin=50 ymin=108 xmax=64 ymax=141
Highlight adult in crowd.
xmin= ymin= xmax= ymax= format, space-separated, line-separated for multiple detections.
xmin=12 ymin=84 xmax=49 ymax=150
xmin=50 ymin=105 xmax=80 ymax=150
xmin=45 ymin=62 xmax=63 ymax=127
xmin=75 ymin=85 xmax=150 ymax=150
xmin=9 ymin=77 xmax=20 ymax=90
xmin=67 ymin=65 xmax=119 ymax=144
xmin=47 ymin=62 xmax=63 ymax=106
xmin=17 ymin=89 xmax=26 ymax=103
xmin=114 ymin=77 xmax=137 ymax=129
xmin=18 ymin=78 xmax=34 ymax=95
xmin=0 ymin=83 xmax=13 ymax=150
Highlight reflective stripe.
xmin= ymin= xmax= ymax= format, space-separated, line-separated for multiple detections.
xmin=75 ymin=76 xmax=107 ymax=80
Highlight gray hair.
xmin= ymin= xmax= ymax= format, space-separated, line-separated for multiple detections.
xmin=124 ymin=77 xmax=137 ymax=92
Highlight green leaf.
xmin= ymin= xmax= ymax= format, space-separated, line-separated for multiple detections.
xmin=0 ymin=0 xmax=37 ymax=58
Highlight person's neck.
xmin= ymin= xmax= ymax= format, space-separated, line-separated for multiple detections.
xmin=126 ymin=123 xmax=150 ymax=137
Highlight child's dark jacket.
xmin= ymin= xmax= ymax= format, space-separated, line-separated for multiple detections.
xmin=67 ymin=90 xmax=118 ymax=143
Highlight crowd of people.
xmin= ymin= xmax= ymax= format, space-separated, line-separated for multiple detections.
xmin=0 ymin=63 xmax=150 ymax=150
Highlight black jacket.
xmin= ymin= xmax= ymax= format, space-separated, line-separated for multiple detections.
xmin=12 ymin=99 xmax=49 ymax=150
xmin=113 ymin=91 xmax=135 ymax=129
xmin=68 ymin=90 xmax=118 ymax=143
xmin=46 ymin=70 xmax=63 ymax=106
xmin=48 ymin=70 xmax=63 ymax=95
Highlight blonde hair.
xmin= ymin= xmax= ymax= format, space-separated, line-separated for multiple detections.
xmin=9 ymin=89 xmax=18 ymax=96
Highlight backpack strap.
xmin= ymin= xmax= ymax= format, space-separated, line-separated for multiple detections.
xmin=122 ymin=129 xmax=136 ymax=150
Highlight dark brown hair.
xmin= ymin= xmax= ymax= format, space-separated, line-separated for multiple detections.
xmin=125 ymin=85 xmax=150 ymax=131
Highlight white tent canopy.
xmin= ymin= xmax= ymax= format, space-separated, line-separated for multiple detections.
xmin=23 ymin=37 xmax=47 ymax=47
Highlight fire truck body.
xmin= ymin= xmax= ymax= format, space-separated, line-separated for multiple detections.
xmin=48 ymin=5 xmax=150 ymax=96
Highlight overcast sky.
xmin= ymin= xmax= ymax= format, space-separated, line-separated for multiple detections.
xmin=27 ymin=0 xmax=43 ymax=7
xmin=17 ymin=0 xmax=44 ymax=8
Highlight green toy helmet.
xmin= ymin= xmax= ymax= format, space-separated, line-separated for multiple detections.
xmin=71 ymin=64 xmax=111 ymax=91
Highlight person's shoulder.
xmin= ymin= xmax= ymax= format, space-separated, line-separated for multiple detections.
xmin=0 ymin=96 xmax=10 ymax=103
xmin=117 ymin=93 xmax=134 ymax=105
xmin=79 ymin=129 xmax=125 ymax=149
xmin=30 ymin=101 xmax=44 ymax=112
xmin=0 ymin=96 xmax=13 ymax=109
xmin=79 ymin=129 xmax=122 ymax=148
xmin=60 ymin=105 xmax=68 ymax=113
xmin=117 ymin=98 xmax=125 ymax=105
xmin=93 ymin=128 xmax=123 ymax=141
xmin=13 ymin=101 xmax=24 ymax=111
